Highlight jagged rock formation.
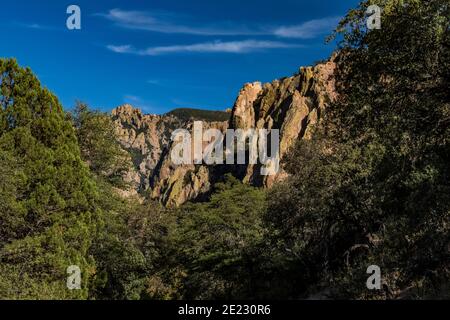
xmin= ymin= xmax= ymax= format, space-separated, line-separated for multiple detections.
xmin=112 ymin=104 xmax=184 ymax=192
xmin=149 ymin=120 xmax=228 ymax=207
xmin=230 ymin=58 xmax=336 ymax=187
xmin=112 ymin=58 xmax=336 ymax=206
xmin=112 ymin=105 xmax=229 ymax=207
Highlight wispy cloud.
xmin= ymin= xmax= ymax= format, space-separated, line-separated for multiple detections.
xmin=123 ymin=95 xmax=155 ymax=112
xmin=273 ymin=17 xmax=340 ymax=39
xmin=124 ymin=95 xmax=142 ymax=102
xmin=171 ymin=98 xmax=209 ymax=109
xmin=99 ymin=8 xmax=339 ymax=38
xmin=15 ymin=22 xmax=56 ymax=30
xmin=107 ymin=45 xmax=133 ymax=53
xmin=27 ymin=23 xmax=44 ymax=29
xmin=146 ymin=79 xmax=221 ymax=90
xmin=107 ymin=40 xmax=300 ymax=56
xmin=146 ymin=79 xmax=161 ymax=85
xmin=99 ymin=8 xmax=264 ymax=36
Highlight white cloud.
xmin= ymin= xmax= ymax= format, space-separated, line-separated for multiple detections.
xmin=123 ymin=95 xmax=155 ymax=112
xmin=107 ymin=44 xmax=133 ymax=53
xmin=123 ymin=95 xmax=141 ymax=102
xmin=29 ymin=23 xmax=44 ymax=29
xmin=16 ymin=22 xmax=56 ymax=30
xmin=107 ymin=40 xmax=300 ymax=56
xmin=100 ymin=8 xmax=264 ymax=36
xmin=100 ymin=9 xmax=339 ymax=38
xmin=146 ymin=79 xmax=161 ymax=85
xmin=273 ymin=17 xmax=340 ymax=39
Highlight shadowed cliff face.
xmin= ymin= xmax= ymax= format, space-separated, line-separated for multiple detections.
xmin=112 ymin=58 xmax=336 ymax=207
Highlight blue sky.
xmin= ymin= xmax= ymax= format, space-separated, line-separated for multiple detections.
xmin=0 ymin=0 xmax=359 ymax=114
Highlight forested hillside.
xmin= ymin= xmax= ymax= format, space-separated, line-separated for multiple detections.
xmin=165 ymin=108 xmax=230 ymax=122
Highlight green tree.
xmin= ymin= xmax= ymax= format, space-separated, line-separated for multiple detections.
xmin=169 ymin=175 xmax=266 ymax=299
xmin=0 ymin=59 xmax=100 ymax=299
xmin=266 ymin=0 xmax=449 ymax=299
xmin=88 ymin=182 xmax=156 ymax=300
xmin=71 ymin=102 xmax=130 ymax=187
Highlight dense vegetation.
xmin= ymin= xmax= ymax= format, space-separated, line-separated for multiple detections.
xmin=0 ymin=0 xmax=448 ymax=299
xmin=165 ymin=108 xmax=230 ymax=122
xmin=0 ymin=59 xmax=99 ymax=298
xmin=263 ymin=0 xmax=449 ymax=299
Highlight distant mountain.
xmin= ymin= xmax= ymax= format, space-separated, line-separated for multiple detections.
xmin=164 ymin=108 xmax=230 ymax=122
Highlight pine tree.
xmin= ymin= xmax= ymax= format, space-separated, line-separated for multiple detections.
xmin=0 ymin=59 xmax=100 ymax=299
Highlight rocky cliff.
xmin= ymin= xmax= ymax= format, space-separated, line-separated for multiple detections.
xmin=112 ymin=105 xmax=230 ymax=206
xmin=230 ymin=58 xmax=336 ymax=187
xmin=112 ymin=104 xmax=184 ymax=193
xmin=112 ymin=58 xmax=336 ymax=206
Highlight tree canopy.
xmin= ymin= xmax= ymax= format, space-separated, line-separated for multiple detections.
xmin=0 ymin=59 xmax=99 ymax=299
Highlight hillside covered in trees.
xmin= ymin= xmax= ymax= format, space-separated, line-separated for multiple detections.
xmin=165 ymin=108 xmax=230 ymax=122
xmin=0 ymin=0 xmax=448 ymax=299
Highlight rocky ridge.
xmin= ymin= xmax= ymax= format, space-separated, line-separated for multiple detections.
xmin=112 ymin=58 xmax=336 ymax=206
